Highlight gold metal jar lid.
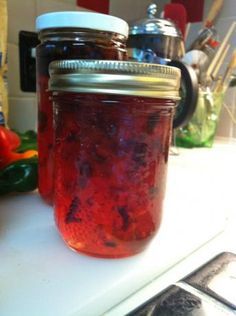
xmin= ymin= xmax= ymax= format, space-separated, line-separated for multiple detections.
xmin=49 ymin=60 xmax=181 ymax=100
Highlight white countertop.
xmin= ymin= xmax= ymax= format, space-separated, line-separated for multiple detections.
xmin=1 ymin=140 xmax=236 ymax=316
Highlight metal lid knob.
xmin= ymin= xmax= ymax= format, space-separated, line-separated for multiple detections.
xmin=147 ymin=3 xmax=158 ymax=19
xmin=129 ymin=2 xmax=182 ymax=38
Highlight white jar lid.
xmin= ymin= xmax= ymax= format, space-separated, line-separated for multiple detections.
xmin=36 ymin=11 xmax=129 ymax=38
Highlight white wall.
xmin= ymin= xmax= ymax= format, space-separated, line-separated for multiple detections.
xmin=111 ymin=0 xmax=236 ymax=139
xmin=185 ymin=0 xmax=236 ymax=139
xmin=6 ymin=0 xmax=170 ymax=132
xmin=7 ymin=0 xmax=86 ymax=132
xmin=7 ymin=0 xmax=236 ymax=139
xmin=110 ymin=0 xmax=157 ymax=23
xmin=203 ymin=0 xmax=236 ymax=139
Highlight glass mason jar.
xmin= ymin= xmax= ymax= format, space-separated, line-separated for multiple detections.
xmin=49 ymin=60 xmax=180 ymax=258
xmin=36 ymin=12 xmax=128 ymax=204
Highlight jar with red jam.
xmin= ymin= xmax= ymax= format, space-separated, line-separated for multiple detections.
xmin=35 ymin=12 xmax=128 ymax=204
xmin=49 ymin=60 xmax=180 ymax=258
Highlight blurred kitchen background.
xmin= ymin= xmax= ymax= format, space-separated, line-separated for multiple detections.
xmin=6 ymin=0 xmax=236 ymax=138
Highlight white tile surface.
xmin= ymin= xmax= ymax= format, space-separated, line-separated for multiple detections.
xmin=186 ymin=17 xmax=236 ymax=54
xmin=185 ymin=22 xmax=202 ymax=50
xmin=216 ymin=88 xmax=236 ymax=138
xmin=110 ymin=0 xmax=150 ymax=23
xmin=7 ymin=0 xmax=36 ymax=44
xmin=214 ymin=17 xmax=236 ymax=58
xmin=74 ymin=6 xmax=91 ymax=12
xmin=8 ymin=97 xmax=37 ymax=132
xmin=186 ymin=16 xmax=236 ymax=140
xmin=210 ymin=17 xmax=236 ymax=138
xmin=36 ymin=0 xmax=77 ymax=16
xmin=204 ymin=0 xmax=236 ymax=21
xmin=216 ymin=105 xmax=233 ymax=138
xmin=6 ymin=0 xmax=236 ymax=141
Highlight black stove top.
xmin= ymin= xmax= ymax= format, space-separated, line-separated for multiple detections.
xmin=128 ymin=252 xmax=236 ymax=316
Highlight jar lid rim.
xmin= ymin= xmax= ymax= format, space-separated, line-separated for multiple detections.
xmin=50 ymin=59 xmax=180 ymax=76
xmin=49 ymin=60 xmax=181 ymax=100
xmin=36 ymin=11 xmax=129 ymax=38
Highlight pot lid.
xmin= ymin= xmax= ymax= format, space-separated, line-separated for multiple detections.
xmin=129 ymin=3 xmax=182 ymax=38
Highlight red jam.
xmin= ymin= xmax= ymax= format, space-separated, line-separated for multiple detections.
xmin=36 ymin=31 xmax=127 ymax=204
xmin=53 ymin=93 xmax=175 ymax=258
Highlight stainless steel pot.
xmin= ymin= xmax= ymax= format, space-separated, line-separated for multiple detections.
xmin=128 ymin=3 xmax=185 ymax=64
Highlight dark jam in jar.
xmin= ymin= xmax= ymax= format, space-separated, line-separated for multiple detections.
xmin=36 ymin=12 xmax=128 ymax=204
xmin=49 ymin=60 xmax=180 ymax=258
xmin=53 ymin=93 xmax=175 ymax=258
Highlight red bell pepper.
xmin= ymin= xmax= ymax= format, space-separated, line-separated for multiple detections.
xmin=0 ymin=126 xmax=38 ymax=170
xmin=0 ymin=126 xmax=21 ymax=151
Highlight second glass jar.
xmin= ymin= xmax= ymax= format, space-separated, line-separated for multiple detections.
xmin=36 ymin=11 xmax=128 ymax=204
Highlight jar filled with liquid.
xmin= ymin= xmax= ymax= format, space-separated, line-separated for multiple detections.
xmin=36 ymin=12 xmax=128 ymax=204
xmin=49 ymin=60 xmax=180 ymax=258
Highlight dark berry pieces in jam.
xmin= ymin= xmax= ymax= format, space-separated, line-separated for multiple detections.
xmin=104 ymin=241 xmax=117 ymax=248
xmin=65 ymin=197 xmax=82 ymax=224
xmin=117 ymin=206 xmax=130 ymax=231
xmin=79 ymin=161 xmax=93 ymax=178
xmin=53 ymin=93 xmax=175 ymax=258
xmin=78 ymin=161 xmax=93 ymax=189
xmin=132 ymin=142 xmax=148 ymax=167
xmin=66 ymin=131 xmax=80 ymax=142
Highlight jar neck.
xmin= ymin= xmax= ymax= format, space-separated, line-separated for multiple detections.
xmin=39 ymin=28 xmax=127 ymax=44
